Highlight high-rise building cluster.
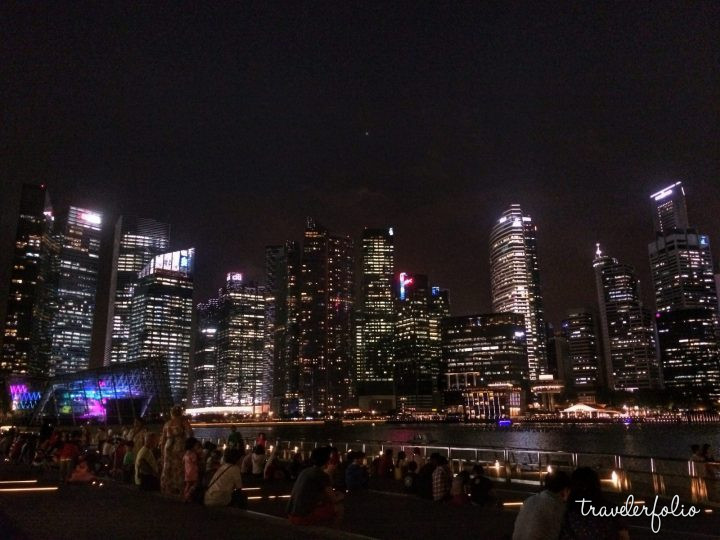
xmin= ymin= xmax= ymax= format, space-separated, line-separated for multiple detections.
xmin=2 ymin=180 xmax=719 ymax=416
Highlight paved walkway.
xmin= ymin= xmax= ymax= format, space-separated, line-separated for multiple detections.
xmin=2 ymin=464 xmax=720 ymax=539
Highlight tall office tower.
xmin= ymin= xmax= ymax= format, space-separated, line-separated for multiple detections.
xmin=648 ymin=182 xmax=720 ymax=401
xmin=191 ymin=299 xmax=220 ymax=407
xmin=593 ymin=245 xmax=661 ymax=390
xmin=1 ymin=184 xmax=55 ymax=376
xmin=651 ymin=181 xmax=689 ymax=234
xmin=546 ymin=325 xmax=571 ymax=383
xmin=297 ymin=218 xmax=354 ymax=416
xmin=265 ymin=242 xmax=301 ymax=413
xmin=561 ymin=310 xmax=601 ymax=388
xmin=656 ymin=308 xmax=719 ymax=400
xmin=428 ymin=286 xmax=450 ymax=402
xmin=214 ymin=273 xmax=269 ymax=410
xmin=442 ymin=313 xmax=528 ymax=389
xmin=127 ymin=249 xmax=194 ymax=404
xmin=649 ymin=231 xmax=717 ymax=313
xmin=490 ymin=204 xmax=547 ymax=380
xmin=355 ymin=228 xmax=395 ymax=405
xmin=394 ymin=272 xmax=433 ymax=410
xmin=105 ymin=216 xmax=170 ymax=365
xmin=50 ymin=206 xmax=103 ymax=375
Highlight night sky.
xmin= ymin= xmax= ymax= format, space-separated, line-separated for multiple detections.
xmin=2 ymin=2 xmax=719 ymax=336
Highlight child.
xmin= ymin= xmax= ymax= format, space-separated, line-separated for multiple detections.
xmin=183 ymin=437 xmax=202 ymax=502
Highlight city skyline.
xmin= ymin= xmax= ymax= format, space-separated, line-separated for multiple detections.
xmin=2 ymin=3 xmax=719 ymax=331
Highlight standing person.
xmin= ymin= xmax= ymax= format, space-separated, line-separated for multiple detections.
xmin=377 ymin=449 xmax=394 ymax=478
xmin=345 ymin=451 xmax=369 ymax=491
xmin=128 ymin=418 xmax=148 ymax=455
xmin=160 ymin=406 xmax=192 ymax=497
xmin=287 ymin=447 xmax=344 ymax=527
xmin=227 ymin=426 xmax=241 ymax=449
xmin=255 ymin=432 xmax=267 ymax=450
xmin=57 ymin=432 xmax=80 ymax=483
xmin=416 ymin=453 xmax=439 ymax=499
xmin=183 ymin=437 xmax=202 ymax=502
xmin=394 ymin=451 xmax=407 ymax=481
xmin=432 ymin=455 xmax=452 ymax=502
xmin=560 ymin=467 xmax=630 ymax=540
xmin=135 ymin=433 xmax=160 ymax=491
xmin=512 ymin=471 xmax=571 ymax=540
xmin=204 ymin=448 xmax=245 ymax=507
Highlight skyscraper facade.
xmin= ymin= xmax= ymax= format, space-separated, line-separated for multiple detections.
xmin=105 ymin=216 xmax=170 ymax=365
xmin=297 ymin=218 xmax=354 ymax=415
xmin=2 ymin=184 xmax=55 ymax=376
xmin=266 ymin=242 xmax=301 ymax=413
xmin=648 ymin=182 xmax=720 ymax=402
xmin=127 ymin=248 xmax=194 ymax=404
xmin=191 ymin=299 xmax=219 ymax=408
xmin=650 ymin=181 xmax=689 ymax=234
xmin=593 ymin=245 xmax=661 ymax=390
xmin=215 ymin=274 xmax=269 ymax=410
xmin=394 ymin=272 xmax=433 ymax=410
xmin=490 ymin=204 xmax=547 ymax=381
xmin=561 ymin=310 xmax=601 ymax=388
xmin=50 ymin=206 xmax=103 ymax=375
xmin=355 ymin=228 xmax=395 ymax=402
xmin=442 ymin=313 xmax=528 ymax=389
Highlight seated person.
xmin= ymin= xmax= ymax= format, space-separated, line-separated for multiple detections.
xmin=67 ymin=456 xmax=96 ymax=484
xmin=345 ymin=451 xmax=369 ymax=491
xmin=135 ymin=432 xmax=160 ymax=491
xmin=287 ymin=446 xmax=344 ymax=527
xmin=204 ymin=448 xmax=245 ymax=507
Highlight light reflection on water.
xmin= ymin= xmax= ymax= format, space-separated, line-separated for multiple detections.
xmin=193 ymin=422 xmax=720 ymax=460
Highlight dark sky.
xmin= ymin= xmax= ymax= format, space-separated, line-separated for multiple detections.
xmin=2 ymin=2 xmax=719 ymax=331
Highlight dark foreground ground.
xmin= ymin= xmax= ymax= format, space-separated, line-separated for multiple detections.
xmin=1 ymin=463 xmax=719 ymax=540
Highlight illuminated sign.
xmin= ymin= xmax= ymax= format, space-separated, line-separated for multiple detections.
xmin=514 ymin=330 xmax=525 ymax=338
xmin=700 ymin=235 xmax=709 ymax=246
xmin=140 ymin=248 xmax=195 ymax=277
xmin=431 ymin=286 xmax=440 ymax=297
xmin=389 ymin=227 xmax=394 ymax=236
xmin=79 ymin=211 xmax=102 ymax=225
xmin=399 ymin=272 xmax=413 ymax=301
xmin=651 ymin=181 xmax=682 ymax=202
xmin=9 ymin=384 xmax=42 ymax=411
xmin=227 ymin=272 xmax=243 ymax=282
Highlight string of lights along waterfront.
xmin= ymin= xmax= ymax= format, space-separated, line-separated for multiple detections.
xmin=2 ymin=181 xmax=720 ymax=421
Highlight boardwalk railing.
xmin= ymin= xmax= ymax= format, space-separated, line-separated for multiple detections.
xmin=268 ymin=439 xmax=720 ymax=506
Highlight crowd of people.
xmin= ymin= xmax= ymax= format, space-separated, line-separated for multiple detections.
xmin=4 ymin=414 xmax=713 ymax=537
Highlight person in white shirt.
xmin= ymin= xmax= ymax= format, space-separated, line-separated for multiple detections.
xmin=204 ymin=448 xmax=245 ymax=507
xmin=512 ymin=471 xmax=571 ymax=540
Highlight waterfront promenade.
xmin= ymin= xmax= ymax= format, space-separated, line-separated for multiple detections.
xmin=2 ymin=462 xmax=720 ymax=539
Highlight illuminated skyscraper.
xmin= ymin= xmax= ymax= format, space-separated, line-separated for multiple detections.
xmin=650 ymin=181 xmax=689 ymax=234
xmin=1 ymin=184 xmax=55 ymax=376
xmin=394 ymin=272 xmax=433 ymax=410
xmin=561 ymin=309 xmax=601 ymax=388
xmin=127 ymin=249 xmax=194 ymax=404
xmin=656 ymin=308 xmax=719 ymax=401
xmin=648 ymin=182 xmax=720 ymax=401
xmin=190 ymin=299 xmax=219 ymax=408
xmin=298 ymin=218 xmax=354 ymax=415
xmin=105 ymin=216 xmax=170 ymax=365
xmin=50 ymin=206 xmax=103 ymax=375
xmin=215 ymin=274 xmax=269 ymax=410
xmin=442 ymin=313 xmax=528 ymax=389
xmin=490 ymin=204 xmax=547 ymax=380
xmin=593 ymin=245 xmax=661 ymax=390
xmin=355 ymin=228 xmax=395 ymax=406
xmin=266 ymin=242 xmax=301 ymax=413
xmin=648 ymin=230 xmax=717 ymax=313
